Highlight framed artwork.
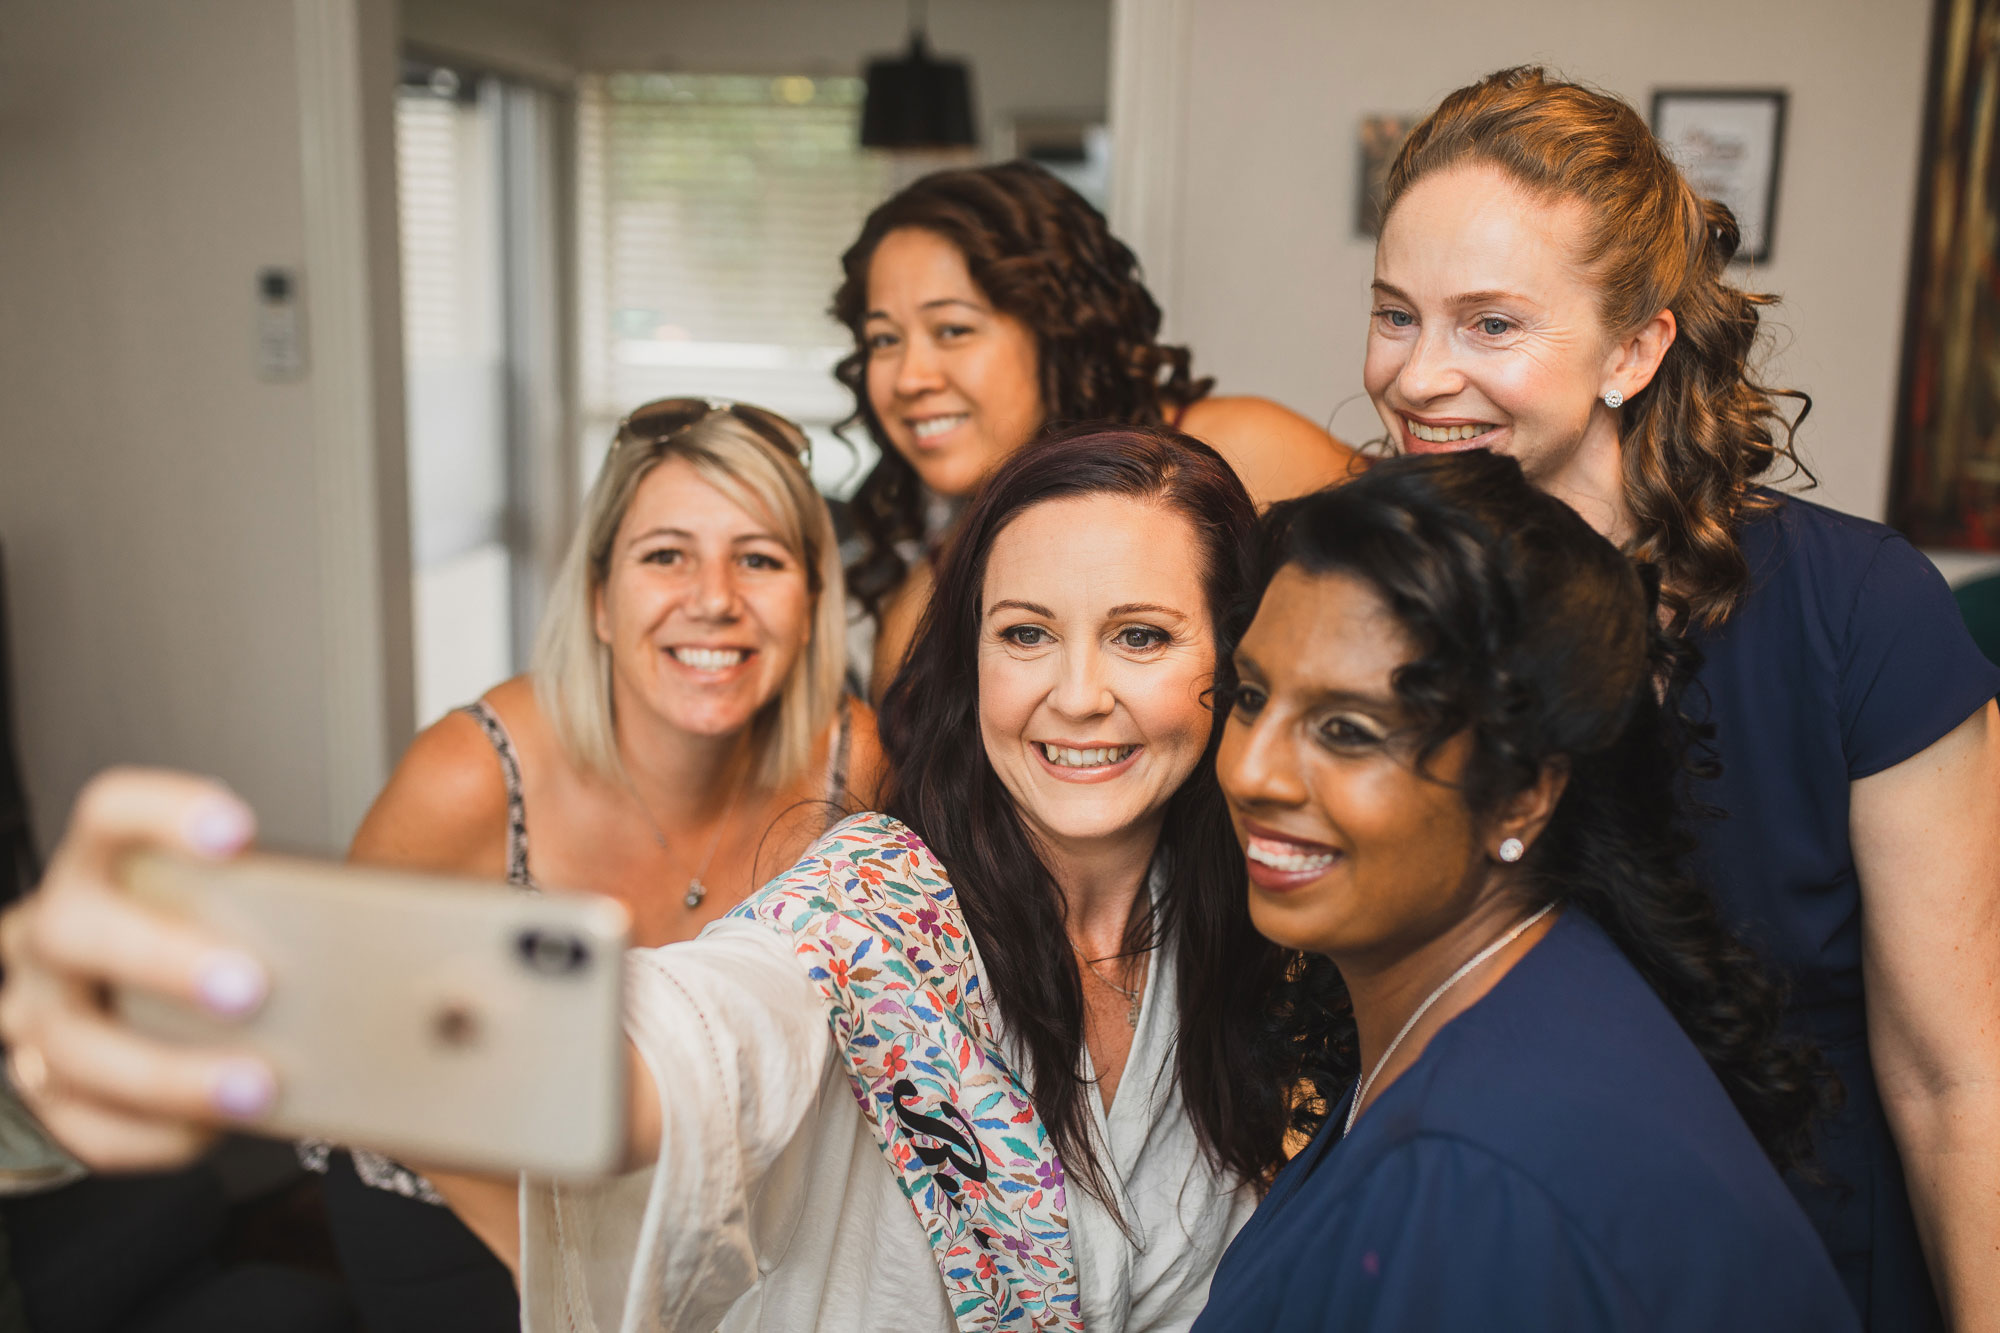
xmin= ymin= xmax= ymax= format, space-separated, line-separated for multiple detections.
xmin=1354 ymin=114 xmax=1417 ymax=239
xmin=1650 ymin=89 xmax=1788 ymax=264
xmin=1890 ymin=0 xmax=2000 ymax=550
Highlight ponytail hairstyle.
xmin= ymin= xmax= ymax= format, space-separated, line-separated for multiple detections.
xmin=1383 ymin=66 xmax=1811 ymax=629
xmin=1243 ymin=450 xmax=1831 ymax=1173
xmin=831 ymin=162 xmax=1213 ymax=618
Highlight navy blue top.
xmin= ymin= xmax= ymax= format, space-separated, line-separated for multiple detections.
xmin=1685 ymin=493 xmax=2000 ymax=1328
xmin=1192 ymin=912 xmax=1856 ymax=1333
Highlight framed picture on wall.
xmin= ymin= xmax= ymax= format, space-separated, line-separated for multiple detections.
xmin=1889 ymin=0 xmax=2000 ymax=550
xmin=1354 ymin=114 xmax=1417 ymax=238
xmin=1650 ymin=89 xmax=1787 ymax=264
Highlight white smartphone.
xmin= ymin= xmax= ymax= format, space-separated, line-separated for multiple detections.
xmin=115 ymin=851 xmax=630 ymax=1179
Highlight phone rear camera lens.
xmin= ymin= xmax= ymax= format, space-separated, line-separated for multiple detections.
xmin=516 ymin=929 xmax=590 ymax=975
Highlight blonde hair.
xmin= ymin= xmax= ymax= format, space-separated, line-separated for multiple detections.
xmin=532 ymin=409 xmax=846 ymax=791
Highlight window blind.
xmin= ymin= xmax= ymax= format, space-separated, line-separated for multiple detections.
xmin=576 ymin=73 xmax=896 ymax=495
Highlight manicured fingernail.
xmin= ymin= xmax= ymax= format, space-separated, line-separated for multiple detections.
xmin=197 ymin=951 xmax=267 ymax=1017
xmin=212 ymin=1060 xmax=275 ymax=1118
xmin=186 ymin=797 xmax=253 ymax=857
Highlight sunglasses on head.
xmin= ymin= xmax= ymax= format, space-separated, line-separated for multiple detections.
xmin=616 ymin=397 xmax=812 ymax=470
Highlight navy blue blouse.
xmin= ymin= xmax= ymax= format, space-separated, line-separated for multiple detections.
xmin=1685 ymin=493 xmax=2000 ymax=1328
xmin=1192 ymin=912 xmax=1856 ymax=1333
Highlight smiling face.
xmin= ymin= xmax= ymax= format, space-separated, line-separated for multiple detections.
xmin=1366 ymin=163 xmax=1637 ymax=533
xmin=977 ymin=493 xmax=1217 ymax=861
xmin=592 ymin=457 xmax=813 ymax=742
xmin=863 ymin=227 xmax=1048 ymax=498
xmin=1217 ymin=564 xmax=1502 ymax=962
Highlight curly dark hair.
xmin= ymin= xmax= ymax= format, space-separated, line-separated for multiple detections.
xmin=831 ymin=161 xmax=1213 ymax=616
xmin=1240 ymin=449 xmax=1831 ymax=1173
xmin=1385 ymin=67 xmax=1813 ymax=630
xmin=878 ymin=422 xmax=1331 ymax=1203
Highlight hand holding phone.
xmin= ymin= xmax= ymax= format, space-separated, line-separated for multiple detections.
xmin=1 ymin=770 xmax=276 ymax=1174
xmin=115 ymin=851 xmax=630 ymax=1179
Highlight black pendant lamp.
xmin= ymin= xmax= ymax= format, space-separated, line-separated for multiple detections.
xmin=860 ymin=1 xmax=976 ymax=149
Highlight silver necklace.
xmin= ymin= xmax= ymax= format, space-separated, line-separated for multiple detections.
xmin=1344 ymin=902 xmax=1554 ymax=1137
xmin=628 ymin=768 xmax=748 ymax=910
xmin=1070 ymin=939 xmax=1148 ymax=1028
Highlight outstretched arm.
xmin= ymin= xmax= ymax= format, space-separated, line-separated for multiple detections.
xmin=1854 ymin=699 xmax=2000 ymax=1331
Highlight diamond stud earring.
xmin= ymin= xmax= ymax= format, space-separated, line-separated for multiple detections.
xmin=1498 ymin=837 xmax=1525 ymax=863
xmin=1602 ymin=389 xmax=1624 ymax=409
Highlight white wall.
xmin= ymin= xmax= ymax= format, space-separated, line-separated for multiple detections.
xmin=0 ymin=0 xmax=410 ymax=856
xmin=400 ymin=0 xmax=1112 ymax=144
xmin=1147 ymin=0 xmax=1932 ymax=523
xmin=404 ymin=0 xmax=577 ymax=85
xmin=573 ymin=0 xmax=1111 ymax=145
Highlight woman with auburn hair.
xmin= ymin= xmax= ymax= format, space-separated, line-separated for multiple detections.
xmin=1361 ymin=66 xmax=2000 ymax=1329
xmin=831 ymin=161 xmax=1358 ymax=699
xmin=1195 ymin=451 xmax=1854 ymax=1331
xmin=314 ymin=398 xmax=882 ymax=1331
xmin=0 ymin=426 xmax=1340 ymax=1333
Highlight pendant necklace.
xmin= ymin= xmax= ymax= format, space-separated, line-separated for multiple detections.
xmin=629 ymin=765 xmax=748 ymax=911
xmin=1071 ymin=938 xmax=1148 ymax=1028
xmin=1344 ymin=901 xmax=1554 ymax=1137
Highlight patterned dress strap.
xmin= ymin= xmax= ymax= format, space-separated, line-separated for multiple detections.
xmin=457 ymin=700 xmax=536 ymax=891
xmin=732 ymin=813 xmax=1083 ymax=1332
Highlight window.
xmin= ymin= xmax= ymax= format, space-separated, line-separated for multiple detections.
xmin=398 ymin=80 xmax=512 ymax=725
xmin=576 ymin=73 xmax=896 ymax=497
xmin=398 ymin=67 xmax=567 ymax=724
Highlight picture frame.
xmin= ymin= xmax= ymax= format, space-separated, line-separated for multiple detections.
xmin=1649 ymin=89 xmax=1788 ymax=265
xmin=1889 ymin=0 xmax=2000 ymax=550
xmin=1354 ymin=113 xmax=1417 ymax=239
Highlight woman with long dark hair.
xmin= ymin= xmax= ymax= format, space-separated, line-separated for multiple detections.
xmin=1195 ymin=451 xmax=1854 ymax=1331
xmin=0 ymin=426 xmax=1328 ymax=1332
xmin=1364 ymin=68 xmax=2000 ymax=1327
xmin=832 ymin=161 xmax=1357 ymax=698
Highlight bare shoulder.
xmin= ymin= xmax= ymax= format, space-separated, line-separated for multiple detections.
xmin=349 ymin=692 xmax=513 ymax=875
xmin=869 ymin=558 xmax=936 ymax=705
xmin=842 ymin=698 xmax=888 ymax=810
xmin=1179 ymin=395 xmax=1362 ymax=506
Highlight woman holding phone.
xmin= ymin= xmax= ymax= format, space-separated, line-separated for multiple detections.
xmin=0 ymin=427 xmax=1337 ymax=1332
xmin=834 ymin=161 xmax=1359 ymax=699
xmin=324 ymin=398 xmax=883 ymax=1330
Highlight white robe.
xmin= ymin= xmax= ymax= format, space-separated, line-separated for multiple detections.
xmin=520 ymin=916 xmax=1256 ymax=1333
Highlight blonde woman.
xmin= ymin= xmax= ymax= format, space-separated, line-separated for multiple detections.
xmin=316 ymin=398 xmax=883 ymax=1333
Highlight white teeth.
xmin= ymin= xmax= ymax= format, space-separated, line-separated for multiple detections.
xmin=1246 ymin=836 xmax=1337 ymax=873
xmin=1037 ymin=743 xmax=1138 ymax=768
xmin=911 ymin=414 xmax=969 ymax=440
xmin=1405 ymin=419 xmax=1495 ymax=444
xmin=671 ymin=646 xmax=746 ymax=671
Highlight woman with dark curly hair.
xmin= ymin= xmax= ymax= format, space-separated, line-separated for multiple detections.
xmin=831 ymin=161 xmax=1356 ymax=699
xmin=1194 ymin=451 xmax=1854 ymax=1331
xmin=1362 ymin=68 xmax=2000 ymax=1329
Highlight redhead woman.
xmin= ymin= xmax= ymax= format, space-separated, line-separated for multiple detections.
xmin=322 ymin=398 xmax=882 ymax=1331
xmin=1362 ymin=68 xmax=2000 ymax=1329
xmin=833 ymin=161 xmax=1359 ymax=699
xmin=0 ymin=427 xmax=1333 ymax=1333
xmin=1193 ymin=451 xmax=1855 ymax=1331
